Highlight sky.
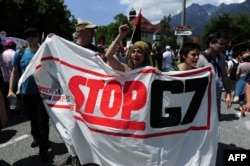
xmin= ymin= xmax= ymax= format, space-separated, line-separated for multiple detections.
xmin=64 ymin=0 xmax=246 ymax=26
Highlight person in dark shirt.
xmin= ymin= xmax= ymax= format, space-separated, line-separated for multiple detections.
xmin=46 ymin=21 xmax=105 ymax=165
xmin=8 ymin=28 xmax=50 ymax=163
xmin=197 ymin=32 xmax=231 ymax=120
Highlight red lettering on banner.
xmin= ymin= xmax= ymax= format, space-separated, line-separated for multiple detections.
xmin=122 ymin=81 xmax=147 ymax=120
xmin=37 ymin=85 xmax=54 ymax=93
xmin=68 ymin=75 xmax=147 ymax=130
xmin=69 ymin=76 xmax=87 ymax=113
xmin=100 ymin=80 xmax=122 ymax=117
xmin=85 ymin=79 xmax=105 ymax=114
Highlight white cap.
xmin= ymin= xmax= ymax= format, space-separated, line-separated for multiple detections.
xmin=165 ymin=45 xmax=171 ymax=49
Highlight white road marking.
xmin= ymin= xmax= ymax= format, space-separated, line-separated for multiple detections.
xmin=0 ymin=134 xmax=30 ymax=148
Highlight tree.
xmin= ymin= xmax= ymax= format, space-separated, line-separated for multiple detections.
xmin=95 ymin=13 xmax=130 ymax=46
xmin=0 ymin=0 xmax=77 ymax=40
xmin=230 ymin=14 xmax=250 ymax=52
xmin=160 ymin=15 xmax=178 ymax=50
xmin=95 ymin=26 xmax=108 ymax=46
xmin=201 ymin=13 xmax=233 ymax=49
xmin=201 ymin=13 xmax=250 ymax=52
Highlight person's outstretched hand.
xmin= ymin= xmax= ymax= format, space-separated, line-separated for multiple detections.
xmin=242 ymin=103 xmax=250 ymax=117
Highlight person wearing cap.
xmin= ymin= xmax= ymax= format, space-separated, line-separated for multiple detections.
xmin=0 ymin=39 xmax=16 ymax=110
xmin=162 ymin=45 xmax=175 ymax=71
xmin=8 ymin=27 xmax=50 ymax=163
xmin=105 ymin=24 xmax=161 ymax=73
xmin=75 ymin=21 xmax=103 ymax=56
xmin=46 ymin=21 xmax=103 ymax=165
xmin=48 ymin=21 xmax=102 ymax=165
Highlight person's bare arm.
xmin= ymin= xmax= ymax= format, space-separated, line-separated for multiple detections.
xmin=242 ymin=83 xmax=250 ymax=116
xmin=227 ymin=62 xmax=231 ymax=76
xmin=221 ymin=68 xmax=232 ymax=108
xmin=235 ymin=66 xmax=240 ymax=79
xmin=105 ymin=24 xmax=130 ymax=72
xmin=8 ymin=66 xmax=19 ymax=98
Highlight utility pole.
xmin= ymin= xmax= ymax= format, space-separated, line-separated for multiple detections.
xmin=180 ymin=0 xmax=186 ymax=48
xmin=181 ymin=0 xmax=186 ymax=26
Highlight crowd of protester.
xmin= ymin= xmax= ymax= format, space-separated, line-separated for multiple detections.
xmin=1 ymin=21 xmax=250 ymax=165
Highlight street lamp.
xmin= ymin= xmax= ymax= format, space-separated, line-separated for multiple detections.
xmin=153 ymin=31 xmax=160 ymax=45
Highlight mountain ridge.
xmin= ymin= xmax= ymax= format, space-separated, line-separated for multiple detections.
xmin=170 ymin=0 xmax=250 ymax=36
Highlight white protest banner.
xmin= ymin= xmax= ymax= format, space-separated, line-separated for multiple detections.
xmin=19 ymin=35 xmax=219 ymax=166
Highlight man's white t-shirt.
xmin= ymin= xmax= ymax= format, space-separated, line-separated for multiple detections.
xmin=162 ymin=51 xmax=174 ymax=69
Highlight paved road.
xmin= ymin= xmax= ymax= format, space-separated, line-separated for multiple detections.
xmin=216 ymin=92 xmax=250 ymax=166
xmin=1 ymin=92 xmax=250 ymax=166
xmin=0 ymin=115 xmax=69 ymax=166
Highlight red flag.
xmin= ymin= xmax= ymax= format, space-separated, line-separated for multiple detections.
xmin=131 ymin=9 xmax=142 ymax=44
xmin=134 ymin=9 xmax=142 ymax=27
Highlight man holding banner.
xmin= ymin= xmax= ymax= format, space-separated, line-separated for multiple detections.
xmin=75 ymin=20 xmax=104 ymax=59
xmin=8 ymin=28 xmax=50 ymax=163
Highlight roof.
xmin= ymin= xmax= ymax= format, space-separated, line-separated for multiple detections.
xmin=131 ymin=14 xmax=160 ymax=33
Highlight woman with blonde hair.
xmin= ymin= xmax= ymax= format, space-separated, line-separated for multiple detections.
xmin=105 ymin=24 xmax=160 ymax=73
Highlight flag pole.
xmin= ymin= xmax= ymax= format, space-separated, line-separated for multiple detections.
xmin=130 ymin=25 xmax=136 ymax=43
xmin=130 ymin=9 xmax=141 ymax=44
xmin=126 ymin=9 xmax=141 ymax=58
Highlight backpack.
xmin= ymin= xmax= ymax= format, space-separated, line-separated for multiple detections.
xmin=17 ymin=47 xmax=26 ymax=77
xmin=201 ymin=51 xmax=222 ymax=74
xmin=229 ymin=60 xmax=239 ymax=81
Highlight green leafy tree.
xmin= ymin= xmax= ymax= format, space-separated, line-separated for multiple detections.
xmin=201 ymin=13 xmax=233 ymax=49
xmin=159 ymin=15 xmax=178 ymax=50
xmin=0 ymin=0 xmax=77 ymax=40
xmin=230 ymin=14 xmax=250 ymax=52
xmin=201 ymin=13 xmax=250 ymax=52
xmin=95 ymin=26 xmax=108 ymax=46
xmin=95 ymin=13 xmax=130 ymax=46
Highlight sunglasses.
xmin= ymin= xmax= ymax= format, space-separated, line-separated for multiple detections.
xmin=25 ymin=34 xmax=39 ymax=38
